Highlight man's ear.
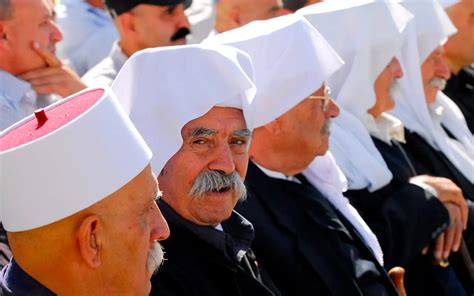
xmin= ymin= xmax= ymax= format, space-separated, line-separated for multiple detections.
xmin=0 ymin=21 xmax=9 ymax=50
xmin=117 ymin=12 xmax=137 ymax=35
xmin=77 ymin=215 xmax=103 ymax=269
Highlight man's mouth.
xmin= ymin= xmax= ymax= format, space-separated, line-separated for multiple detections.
xmin=211 ymin=186 xmax=231 ymax=194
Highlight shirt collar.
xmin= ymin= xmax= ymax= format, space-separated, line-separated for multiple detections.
xmin=158 ymin=200 xmax=254 ymax=262
xmin=1 ymin=258 xmax=55 ymax=295
xmin=252 ymin=160 xmax=301 ymax=183
xmin=0 ymin=70 xmax=33 ymax=105
xmin=361 ymin=112 xmax=406 ymax=145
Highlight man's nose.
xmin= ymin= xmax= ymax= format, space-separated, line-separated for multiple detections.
xmin=435 ymin=57 xmax=451 ymax=80
xmin=208 ymin=144 xmax=236 ymax=175
xmin=390 ymin=58 xmax=404 ymax=79
xmin=151 ymin=203 xmax=170 ymax=241
xmin=324 ymin=98 xmax=340 ymax=119
xmin=50 ymin=21 xmax=63 ymax=43
xmin=176 ymin=4 xmax=191 ymax=29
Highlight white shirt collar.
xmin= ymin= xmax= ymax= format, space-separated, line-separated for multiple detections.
xmin=252 ymin=160 xmax=301 ymax=183
xmin=428 ymin=103 xmax=444 ymax=125
xmin=361 ymin=112 xmax=406 ymax=145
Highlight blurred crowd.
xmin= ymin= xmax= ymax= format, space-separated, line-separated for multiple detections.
xmin=0 ymin=0 xmax=473 ymax=295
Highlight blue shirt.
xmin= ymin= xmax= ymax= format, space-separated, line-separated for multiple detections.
xmin=0 ymin=259 xmax=55 ymax=295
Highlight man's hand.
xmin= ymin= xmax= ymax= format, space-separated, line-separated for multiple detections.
xmin=19 ymin=42 xmax=87 ymax=97
xmin=411 ymin=175 xmax=468 ymax=229
xmin=422 ymin=203 xmax=464 ymax=260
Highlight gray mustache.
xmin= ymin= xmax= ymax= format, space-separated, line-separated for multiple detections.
xmin=429 ymin=77 xmax=447 ymax=90
xmin=321 ymin=119 xmax=331 ymax=135
xmin=189 ymin=170 xmax=247 ymax=201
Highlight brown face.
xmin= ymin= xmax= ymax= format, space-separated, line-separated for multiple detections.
xmin=129 ymin=3 xmax=190 ymax=49
xmin=158 ymin=107 xmax=251 ymax=227
xmin=272 ymin=84 xmax=340 ymax=174
xmin=1 ymin=0 xmax=63 ymax=75
xmin=98 ymin=165 xmax=170 ymax=295
xmin=369 ymin=57 xmax=404 ymax=118
xmin=444 ymin=0 xmax=474 ymax=70
xmin=421 ymin=46 xmax=451 ymax=105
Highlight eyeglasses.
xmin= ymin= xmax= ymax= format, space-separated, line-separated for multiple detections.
xmin=309 ymin=84 xmax=331 ymax=112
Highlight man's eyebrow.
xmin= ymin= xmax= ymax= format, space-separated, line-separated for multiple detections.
xmin=233 ymin=128 xmax=252 ymax=138
xmin=188 ymin=127 xmax=217 ymax=138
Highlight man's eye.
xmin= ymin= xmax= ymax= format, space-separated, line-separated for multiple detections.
xmin=193 ymin=139 xmax=206 ymax=145
xmin=232 ymin=139 xmax=246 ymax=145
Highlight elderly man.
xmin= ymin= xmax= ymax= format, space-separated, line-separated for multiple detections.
xmin=212 ymin=0 xmax=285 ymax=34
xmin=0 ymin=0 xmax=87 ymax=130
xmin=0 ymin=87 xmax=170 ymax=295
xmin=205 ymin=12 xmax=402 ymax=295
xmin=299 ymin=1 xmax=470 ymax=294
xmin=111 ymin=43 xmax=280 ymax=295
xmin=82 ymin=0 xmax=191 ymax=87
xmin=389 ymin=0 xmax=474 ymax=291
xmin=442 ymin=0 xmax=474 ymax=133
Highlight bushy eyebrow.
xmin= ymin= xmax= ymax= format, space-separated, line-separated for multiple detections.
xmin=188 ymin=127 xmax=217 ymax=138
xmin=233 ymin=128 xmax=252 ymax=138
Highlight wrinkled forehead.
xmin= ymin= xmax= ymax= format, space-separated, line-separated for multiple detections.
xmin=181 ymin=107 xmax=247 ymax=139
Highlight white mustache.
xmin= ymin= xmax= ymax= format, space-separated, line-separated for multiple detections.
xmin=429 ymin=77 xmax=447 ymax=90
xmin=189 ymin=170 xmax=247 ymax=201
xmin=321 ymin=119 xmax=331 ymax=135
xmin=147 ymin=241 xmax=164 ymax=276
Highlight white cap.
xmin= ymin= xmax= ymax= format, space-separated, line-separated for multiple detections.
xmin=438 ymin=0 xmax=460 ymax=8
xmin=204 ymin=13 xmax=344 ymax=128
xmin=111 ymin=44 xmax=256 ymax=175
xmin=298 ymin=0 xmax=413 ymax=118
xmin=0 ymin=87 xmax=152 ymax=232
xmin=399 ymin=0 xmax=457 ymax=62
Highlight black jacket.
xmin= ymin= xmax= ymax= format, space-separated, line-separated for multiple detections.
xmin=235 ymin=161 xmax=399 ymax=296
xmin=443 ymin=65 xmax=474 ymax=134
xmin=151 ymin=200 xmax=280 ymax=296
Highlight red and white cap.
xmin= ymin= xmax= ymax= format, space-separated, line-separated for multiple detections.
xmin=0 ymin=87 xmax=152 ymax=232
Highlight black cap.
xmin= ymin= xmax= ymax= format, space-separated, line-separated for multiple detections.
xmin=105 ymin=0 xmax=193 ymax=17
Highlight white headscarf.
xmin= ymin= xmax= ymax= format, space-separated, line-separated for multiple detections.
xmin=304 ymin=152 xmax=385 ymax=265
xmin=203 ymin=13 xmax=344 ymax=128
xmin=390 ymin=0 xmax=474 ymax=183
xmin=111 ymin=44 xmax=257 ymax=174
xmin=298 ymin=0 xmax=413 ymax=191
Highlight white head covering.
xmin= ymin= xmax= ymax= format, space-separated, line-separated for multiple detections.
xmin=203 ymin=13 xmax=344 ymax=128
xmin=390 ymin=0 xmax=474 ymax=183
xmin=303 ymin=151 xmax=385 ymax=265
xmin=111 ymin=44 xmax=256 ymax=174
xmin=0 ymin=87 xmax=152 ymax=232
xmin=298 ymin=0 xmax=413 ymax=191
xmin=438 ymin=0 xmax=460 ymax=8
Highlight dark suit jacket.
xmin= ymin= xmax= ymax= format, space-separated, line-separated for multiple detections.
xmin=151 ymin=201 xmax=279 ymax=296
xmin=443 ymin=65 xmax=474 ymax=134
xmin=235 ymin=161 xmax=398 ymax=296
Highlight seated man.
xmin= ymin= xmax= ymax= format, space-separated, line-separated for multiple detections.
xmin=82 ymin=0 xmax=191 ymax=87
xmin=299 ymin=1 xmax=470 ymax=294
xmin=206 ymin=12 xmax=400 ymax=295
xmin=442 ymin=0 xmax=474 ymax=133
xmin=111 ymin=43 xmax=279 ymax=295
xmin=0 ymin=0 xmax=87 ymax=130
xmin=0 ymin=87 xmax=169 ymax=295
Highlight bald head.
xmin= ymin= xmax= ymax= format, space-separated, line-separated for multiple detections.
xmin=215 ymin=0 xmax=284 ymax=33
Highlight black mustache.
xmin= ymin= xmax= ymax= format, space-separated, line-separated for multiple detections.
xmin=170 ymin=27 xmax=191 ymax=42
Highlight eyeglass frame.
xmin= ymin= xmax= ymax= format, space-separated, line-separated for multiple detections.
xmin=308 ymin=84 xmax=331 ymax=112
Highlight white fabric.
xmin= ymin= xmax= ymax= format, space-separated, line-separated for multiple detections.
xmin=437 ymin=92 xmax=474 ymax=144
xmin=361 ymin=112 xmax=406 ymax=145
xmin=55 ymin=0 xmax=118 ymax=76
xmin=0 ymin=86 xmax=152 ymax=231
xmin=391 ymin=0 xmax=474 ymax=183
xmin=203 ymin=13 xmax=344 ymax=128
xmin=303 ymin=152 xmax=384 ymax=265
xmin=82 ymin=42 xmax=128 ymax=87
xmin=186 ymin=0 xmax=217 ymax=44
xmin=298 ymin=0 xmax=413 ymax=191
xmin=111 ymin=44 xmax=256 ymax=174
xmin=438 ymin=0 xmax=460 ymax=8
